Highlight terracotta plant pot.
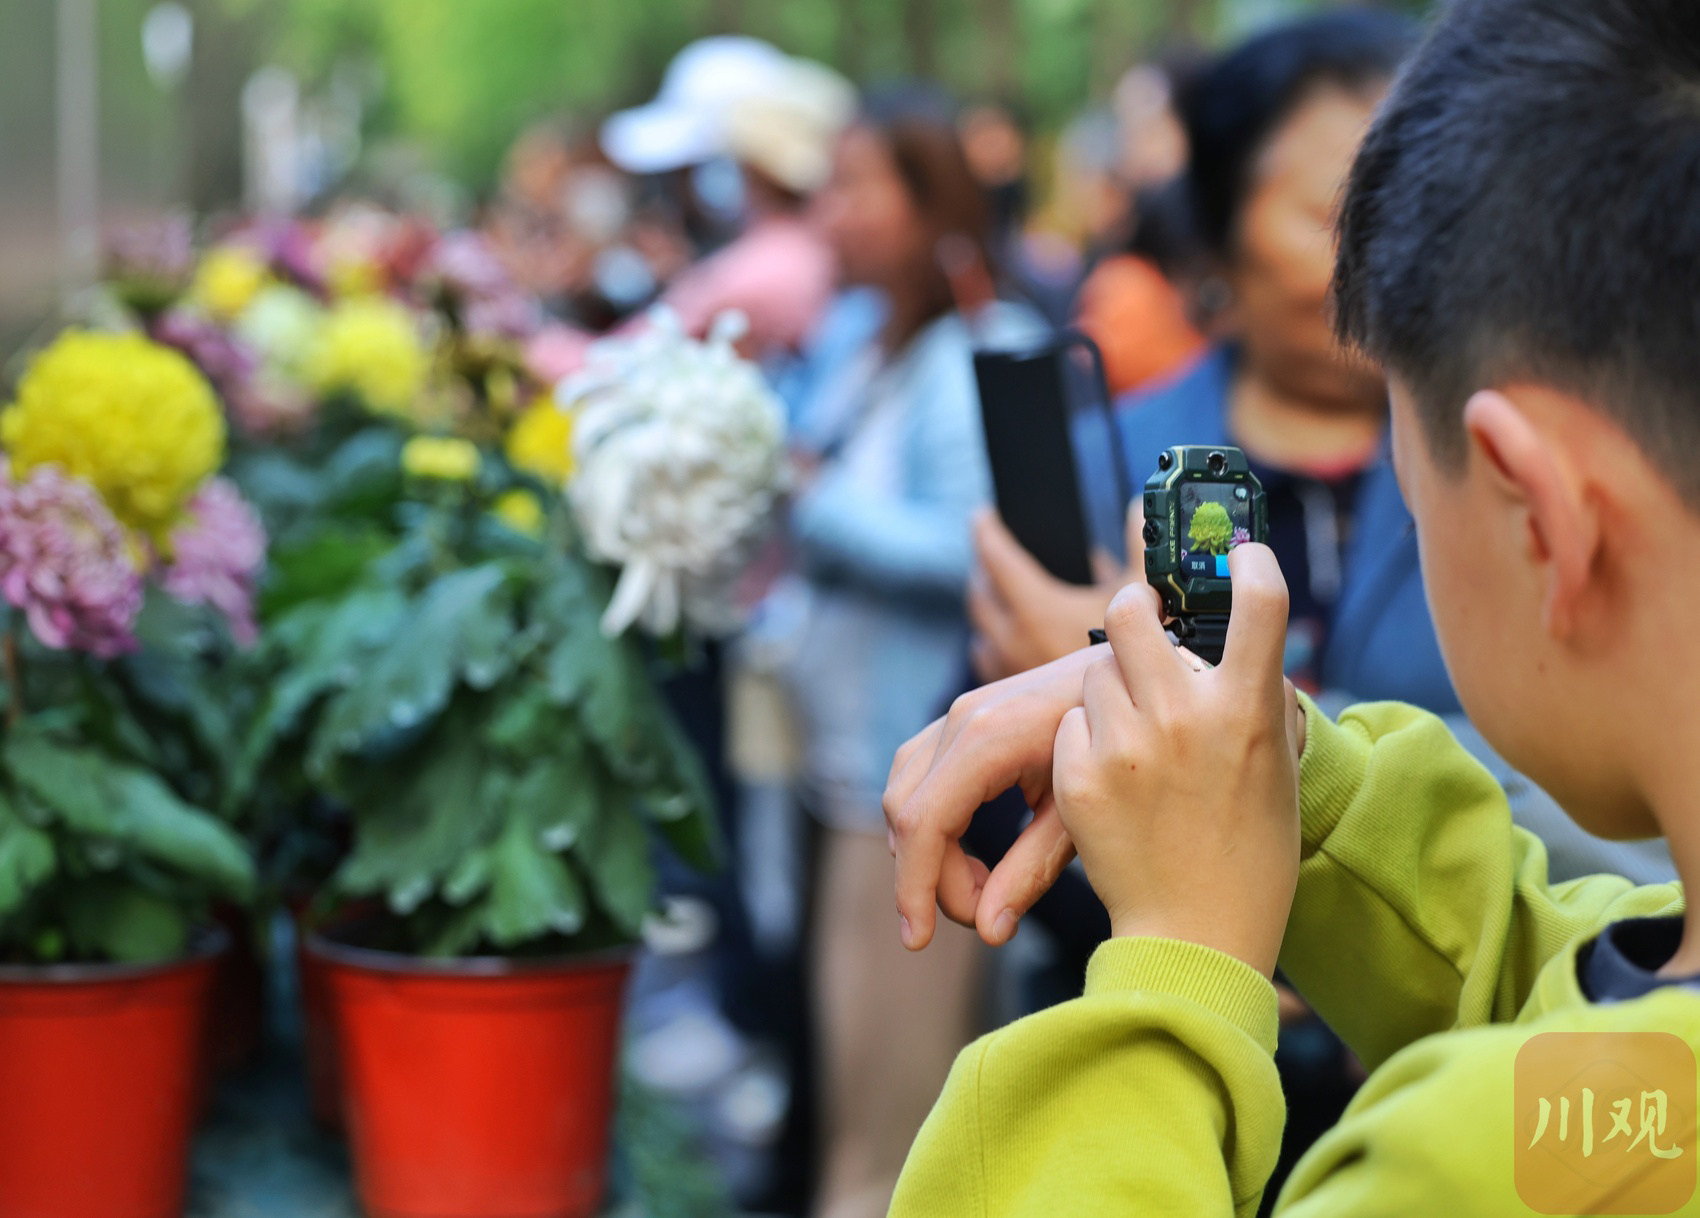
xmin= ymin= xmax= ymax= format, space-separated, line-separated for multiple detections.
xmin=307 ymin=932 xmax=631 ymax=1218
xmin=0 ymin=935 xmax=224 ymax=1218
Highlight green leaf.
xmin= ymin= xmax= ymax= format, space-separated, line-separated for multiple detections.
xmin=226 ymin=449 xmax=323 ymax=524
xmin=638 ymin=706 xmax=723 ymax=871
xmin=579 ymin=797 xmax=654 ymax=937
xmin=310 ymin=564 xmax=517 ymax=770
xmin=62 ymin=881 xmax=189 ymax=963
xmin=511 ymin=736 xmax=600 ymax=852
xmin=0 ymin=790 xmax=55 ymax=917
xmin=333 ymin=708 xmax=500 ymax=910
xmin=547 ymin=631 xmax=655 ymax=765
xmin=442 ymin=847 xmax=492 ymax=906
xmin=321 ymin=426 xmax=406 ymax=514
xmin=260 ymin=524 xmax=394 ymax=618
xmin=3 ymin=733 xmax=254 ymax=902
xmin=130 ymin=588 xmax=220 ymax=659
xmin=532 ymin=554 xmax=721 ymax=872
xmin=235 ymin=586 xmax=409 ymax=797
xmin=484 ymin=685 xmax=553 ymax=755
xmin=106 ymin=767 xmax=255 ymax=903
xmin=417 ymin=902 xmax=487 ymax=957
xmin=5 ymin=732 xmax=119 ymax=834
xmin=650 ymin=799 xmax=722 ymax=875
xmin=483 ymin=816 xmax=586 ymax=947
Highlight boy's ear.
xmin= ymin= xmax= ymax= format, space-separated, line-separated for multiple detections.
xmin=1462 ymin=389 xmax=1599 ymax=639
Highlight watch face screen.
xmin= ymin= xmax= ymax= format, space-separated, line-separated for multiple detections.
xmin=1177 ymin=481 xmax=1254 ymax=579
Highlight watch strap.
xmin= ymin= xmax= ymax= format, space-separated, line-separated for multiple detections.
xmin=1173 ymin=614 xmax=1231 ymax=666
xmin=1087 ymin=616 xmax=1230 ymax=666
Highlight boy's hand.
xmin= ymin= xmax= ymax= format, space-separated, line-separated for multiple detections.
xmin=884 ymin=645 xmax=1101 ymax=949
xmin=1054 ymin=545 xmax=1303 ymax=978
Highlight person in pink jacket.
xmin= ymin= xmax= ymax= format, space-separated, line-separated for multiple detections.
xmin=603 ymin=38 xmax=855 ymax=360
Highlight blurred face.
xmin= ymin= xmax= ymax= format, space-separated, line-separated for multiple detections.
xmin=1228 ymin=85 xmax=1388 ymax=410
xmin=505 ymin=132 xmax=571 ymax=211
xmin=1116 ymin=65 xmax=1188 ymax=193
xmin=815 ymin=126 xmax=931 ymax=290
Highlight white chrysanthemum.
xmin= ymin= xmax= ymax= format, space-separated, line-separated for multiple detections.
xmin=561 ymin=308 xmax=786 ymax=637
xmin=233 ymin=284 xmax=323 ymax=377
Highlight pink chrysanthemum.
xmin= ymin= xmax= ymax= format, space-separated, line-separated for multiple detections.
xmin=0 ymin=467 xmax=144 ymax=658
xmin=162 ymin=477 xmax=267 ymax=645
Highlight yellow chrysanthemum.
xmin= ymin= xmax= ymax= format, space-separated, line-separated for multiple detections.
xmin=492 ymin=488 xmax=546 ymax=537
xmin=505 ymin=401 xmax=574 ymax=485
xmin=191 ymin=246 xmax=269 ymax=321
xmin=308 ymin=297 xmax=429 ymax=416
xmin=401 ymin=435 xmax=481 ymax=482
xmin=3 ymin=331 xmax=225 ymax=539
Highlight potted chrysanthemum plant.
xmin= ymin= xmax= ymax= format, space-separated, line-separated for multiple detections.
xmin=240 ymin=311 xmax=782 ymax=1218
xmin=0 ymin=329 xmax=264 ymax=1218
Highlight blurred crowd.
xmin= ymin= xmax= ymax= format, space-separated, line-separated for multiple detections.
xmin=433 ymin=16 xmax=1677 ymax=1218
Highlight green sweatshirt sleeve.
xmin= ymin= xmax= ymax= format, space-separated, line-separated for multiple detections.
xmin=1280 ymin=698 xmax=1683 ymax=1071
xmin=890 ymin=937 xmax=1285 ymax=1218
xmin=892 ymin=698 xmax=1689 ymax=1217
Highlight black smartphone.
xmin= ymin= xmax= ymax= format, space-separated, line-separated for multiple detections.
xmin=973 ymin=331 xmax=1131 ymax=586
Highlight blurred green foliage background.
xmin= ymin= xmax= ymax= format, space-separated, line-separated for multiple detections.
xmin=267 ymin=0 xmax=1429 ymax=188
xmin=0 ymin=0 xmax=1431 ymax=349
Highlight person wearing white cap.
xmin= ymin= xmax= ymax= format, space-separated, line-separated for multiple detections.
xmin=602 ymin=39 xmax=856 ymax=359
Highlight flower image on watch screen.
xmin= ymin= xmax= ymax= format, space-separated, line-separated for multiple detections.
xmin=1177 ymin=482 xmax=1254 ymax=579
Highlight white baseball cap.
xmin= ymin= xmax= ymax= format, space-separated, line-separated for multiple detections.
xmin=601 ymin=37 xmax=792 ymax=175
xmin=723 ymin=59 xmax=857 ymax=194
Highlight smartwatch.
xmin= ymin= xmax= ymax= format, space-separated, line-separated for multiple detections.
xmin=1136 ymin=445 xmax=1268 ymax=666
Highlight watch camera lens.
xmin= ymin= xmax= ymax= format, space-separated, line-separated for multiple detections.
xmin=1207 ymin=450 xmax=1227 ymax=475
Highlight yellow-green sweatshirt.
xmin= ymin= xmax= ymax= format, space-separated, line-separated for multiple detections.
xmin=890 ymin=700 xmax=1698 ymax=1217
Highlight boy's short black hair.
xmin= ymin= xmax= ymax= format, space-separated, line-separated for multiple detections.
xmin=1333 ymin=0 xmax=1700 ymax=492
xmin=1181 ymin=8 xmax=1418 ymax=259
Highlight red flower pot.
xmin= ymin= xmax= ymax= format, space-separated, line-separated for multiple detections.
xmin=0 ymin=936 xmax=223 ymax=1218
xmin=307 ymin=933 xmax=631 ymax=1218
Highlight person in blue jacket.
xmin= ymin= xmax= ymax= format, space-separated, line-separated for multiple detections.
xmin=970 ymin=14 xmax=1434 ymax=712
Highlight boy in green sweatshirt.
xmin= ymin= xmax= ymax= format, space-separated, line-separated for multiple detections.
xmin=880 ymin=0 xmax=1700 ymax=1213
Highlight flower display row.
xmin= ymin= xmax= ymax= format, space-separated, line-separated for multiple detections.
xmin=0 ymin=327 xmax=260 ymax=966
xmin=0 ymin=203 xmax=788 ymax=1218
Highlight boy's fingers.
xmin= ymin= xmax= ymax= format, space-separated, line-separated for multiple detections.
xmin=976 ymin=800 xmax=1076 ymax=946
xmin=891 ymin=816 xmax=947 ymax=950
xmin=1102 ymin=582 xmax=1187 ymax=702
xmin=890 ymin=722 xmax=1032 ymax=949
xmin=1223 ymin=544 xmax=1291 ymax=690
xmin=1052 ymin=704 xmax=1091 ymax=782
xmin=1081 ymin=653 xmax=1137 ymax=753
xmin=935 ymin=841 xmax=990 ymax=929
xmin=885 ymin=716 xmax=946 ymax=813
xmin=886 ymin=649 xmax=1103 ymax=949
